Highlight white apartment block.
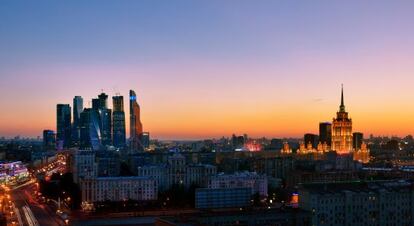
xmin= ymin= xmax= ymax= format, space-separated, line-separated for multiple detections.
xmin=71 ymin=150 xmax=97 ymax=183
xmin=208 ymin=171 xmax=268 ymax=197
xmin=80 ymin=176 xmax=158 ymax=210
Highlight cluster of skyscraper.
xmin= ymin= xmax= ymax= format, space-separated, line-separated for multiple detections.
xmin=56 ymin=90 xmax=149 ymax=152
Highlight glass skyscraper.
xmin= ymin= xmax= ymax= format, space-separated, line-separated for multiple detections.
xmin=56 ymin=104 xmax=72 ymax=149
xmin=113 ymin=95 xmax=126 ymax=148
xmin=129 ymin=90 xmax=143 ymax=152
xmin=79 ymin=108 xmax=102 ymax=150
xmin=72 ymin=96 xmax=83 ymax=146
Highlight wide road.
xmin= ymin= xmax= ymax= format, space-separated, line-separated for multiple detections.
xmin=11 ymin=183 xmax=66 ymax=226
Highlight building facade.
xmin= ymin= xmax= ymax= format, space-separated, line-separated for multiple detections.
xmin=112 ymin=95 xmax=126 ymax=148
xmin=331 ymin=86 xmax=353 ymax=154
xmin=72 ymin=96 xmax=83 ymax=146
xmin=319 ymin=122 xmax=332 ymax=146
xmin=80 ymin=176 xmax=158 ymax=210
xmin=208 ymin=172 xmax=268 ymax=197
xmin=195 ymin=187 xmax=251 ymax=209
xmin=43 ymin=129 xmax=56 ymax=150
xmin=56 ymin=104 xmax=72 ymax=149
xmin=129 ymin=90 xmax=143 ymax=152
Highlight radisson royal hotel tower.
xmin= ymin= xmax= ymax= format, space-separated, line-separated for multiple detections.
xmin=331 ymin=86 xmax=353 ymax=154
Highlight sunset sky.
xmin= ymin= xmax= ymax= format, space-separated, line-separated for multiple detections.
xmin=1 ymin=1 xmax=414 ymax=139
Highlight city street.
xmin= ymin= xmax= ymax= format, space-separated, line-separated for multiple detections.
xmin=10 ymin=183 xmax=66 ymax=226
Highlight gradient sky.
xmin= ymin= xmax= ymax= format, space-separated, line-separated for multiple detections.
xmin=1 ymin=1 xmax=414 ymax=140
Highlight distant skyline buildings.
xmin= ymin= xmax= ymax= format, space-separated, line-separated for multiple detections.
xmin=2 ymin=2 xmax=414 ymax=139
xmin=3 ymin=85 xmax=411 ymax=142
xmin=52 ymin=90 xmax=148 ymax=151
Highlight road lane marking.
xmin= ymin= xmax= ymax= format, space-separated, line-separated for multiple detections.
xmin=13 ymin=205 xmax=24 ymax=226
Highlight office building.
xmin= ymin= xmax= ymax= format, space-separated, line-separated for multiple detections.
xmin=112 ymin=95 xmax=126 ymax=148
xmin=98 ymin=92 xmax=108 ymax=109
xmin=72 ymin=96 xmax=83 ymax=146
xmin=319 ymin=122 xmax=332 ymax=146
xmin=353 ymin=132 xmax=363 ymax=150
xmin=91 ymin=98 xmax=100 ymax=111
xmin=100 ymin=108 xmax=112 ymax=146
xmin=56 ymin=104 xmax=71 ymax=149
xmin=130 ymin=90 xmax=143 ymax=152
xmin=304 ymin=133 xmax=319 ymax=148
xmin=331 ymin=85 xmax=353 ymax=154
xmin=43 ymin=129 xmax=56 ymax=150
xmin=140 ymin=132 xmax=150 ymax=149
xmin=79 ymin=108 xmax=102 ymax=150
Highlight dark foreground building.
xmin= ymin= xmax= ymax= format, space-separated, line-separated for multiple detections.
xmin=299 ymin=180 xmax=414 ymax=226
xmin=156 ymin=208 xmax=311 ymax=226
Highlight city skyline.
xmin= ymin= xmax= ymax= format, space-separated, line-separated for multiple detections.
xmin=1 ymin=86 xmax=411 ymax=140
xmin=2 ymin=1 xmax=414 ymax=139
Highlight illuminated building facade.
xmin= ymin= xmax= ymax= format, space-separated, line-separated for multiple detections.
xmin=130 ymin=90 xmax=143 ymax=152
xmin=281 ymin=142 xmax=292 ymax=154
xmin=353 ymin=142 xmax=370 ymax=163
xmin=331 ymin=86 xmax=353 ymax=154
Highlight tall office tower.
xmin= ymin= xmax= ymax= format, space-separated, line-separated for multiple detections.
xmin=79 ymin=108 xmax=102 ymax=150
xmin=96 ymin=92 xmax=112 ymax=146
xmin=72 ymin=96 xmax=83 ymax=146
xmin=43 ymin=130 xmax=56 ymax=150
xmin=304 ymin=133 xmax=319 ymax=148
xmin=112 ymin=95 xmax=126 ymax=148
xmin=57 ymin=104 xmax=72 ymax=149
xmin=353 ymin=132 xmax=363 ymax=150
xmin=130 ymin=90 xmax=143 ymax=151
xmin=319 ymin=122 xmax=332 ymax=146
xmin=98 ymin=92 xmax=108 ymax=109
xmin=100 ymin=108 xmax=112 ymax=146
xmin=140 ymin=132 xmax=150 ymax=149
xmin=113 ymin=95 xmax=124 ymax=112
xmin=92 ymin=98 xmax=100 ymax=111
xmin=331 ymin=85 xmax=353 ymax=154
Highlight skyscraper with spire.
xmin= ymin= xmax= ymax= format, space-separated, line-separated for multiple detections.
xmin=331 ymin=85 xmax=353 ymax=154
xmin=129 ymin=90 xmax=143 ymax=152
